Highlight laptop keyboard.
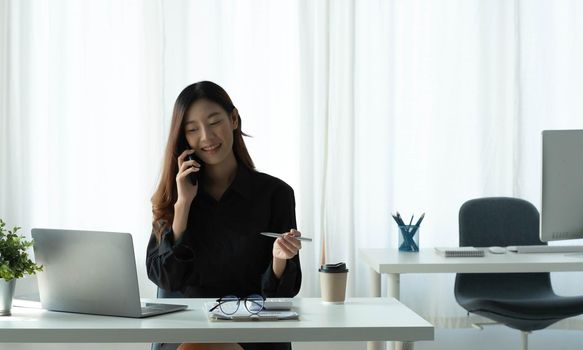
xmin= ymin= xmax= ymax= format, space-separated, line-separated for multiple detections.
xmin=507 ymin=245 xmax=583 ymax=253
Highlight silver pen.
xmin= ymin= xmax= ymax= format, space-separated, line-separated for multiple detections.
xmin=260 ymin=232 xmax=312 ymax=242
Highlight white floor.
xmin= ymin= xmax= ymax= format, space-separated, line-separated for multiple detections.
xmin=294 ymin=327 xmax=583 ymax=350
xmin=2 ymin=327 xmax=583 ymax=350
xmin=415 ymin=327 xmax=583 ymax=350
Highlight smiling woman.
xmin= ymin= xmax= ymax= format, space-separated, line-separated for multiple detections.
xmin=151 ymin=81 xmax=255 ymax=231
xmin=147 ymin=81 xmax=303 ymax=350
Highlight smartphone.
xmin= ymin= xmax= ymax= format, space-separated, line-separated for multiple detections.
xmin=187 ymin=152 xmax=204 ymax=185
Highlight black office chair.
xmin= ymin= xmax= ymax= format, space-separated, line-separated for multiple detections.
xmin=151 ymin=287 xmax=184 ymax=350
xmin=454 ymin=197 xmax=583 ymax=350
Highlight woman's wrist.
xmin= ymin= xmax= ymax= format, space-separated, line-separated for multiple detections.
xmin=174 ymin=198 xmax=190 ymax=211
xmin=172 ymin=200 xmax=190 ymax=240
xmin=272 ymin=257 xmax=287 ymax=279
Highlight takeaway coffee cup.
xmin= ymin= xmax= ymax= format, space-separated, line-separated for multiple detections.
xmin=319 ymin=262 xmax=349 ymax=303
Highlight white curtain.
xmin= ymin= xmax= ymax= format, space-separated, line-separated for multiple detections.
xmin=299 ymin=0 xmax=583 ymax=328
xmin=0 ymin=0 xmax=166 ymax=302
xmin=3 ymin=1 xmax=583 ymax=342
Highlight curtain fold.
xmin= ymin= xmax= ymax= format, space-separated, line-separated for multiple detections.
xmin=0 ymin=0 xmax=8 ymax=203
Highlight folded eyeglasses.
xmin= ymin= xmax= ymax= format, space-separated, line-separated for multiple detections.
xmin=208 ymin=294 xmax=265 ymax=315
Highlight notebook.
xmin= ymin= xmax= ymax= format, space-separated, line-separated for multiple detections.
xmin=434 ymin=246 xmax=485 ymax=257
xmin=31 ymin=228 xmax=188 ymax=318
xmin=204 ymin=300 xmax=299 ymax=321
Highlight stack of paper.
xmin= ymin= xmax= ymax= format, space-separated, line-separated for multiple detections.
xmin=204 ymin=301 xmax=299 ymax=321
xmin=434 ymin=247 xmax=485 ymax=257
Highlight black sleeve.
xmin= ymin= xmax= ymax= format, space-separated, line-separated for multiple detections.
xmin=261 ymin=184 xmax=302 ymax=297
xmin=145 ymin=226 xmax=197 ymax=292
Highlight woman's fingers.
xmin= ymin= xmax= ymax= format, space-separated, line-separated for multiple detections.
xmin=273 ymin=228 xmax=305 ymax=259
xmin=276 ymin=239 xmax=296 ymax=257
xmin=175 ymin=150 xmax=200 ymax=203
xmin=179 ymin=159 xmax=201 ymax=174
xmin=177 ymin=149 xmax=195 ymax=167
xmin=177 ymin=149 xmax=201 ymax=184
xmin=283 ymin=230 xmax=302 ymax=249
xmin=178 ymin=153 xmax=201 ymax=170
xmin=278 ymin=235 xmax=302 ymax=256
xmin=177 ymin=165 xmax=199 ymax=181
xmin=290 ymin=229 xmax=301 ymax=237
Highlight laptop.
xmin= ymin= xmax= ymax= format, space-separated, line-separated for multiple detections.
xmin=31 ymin=228 xmax=188 ymax=318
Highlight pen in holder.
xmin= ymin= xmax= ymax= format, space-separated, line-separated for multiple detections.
xmin=398 ymin=225 xmax=420 ymax=252
xmin=392 ymin=212 xmax=424 ymax=252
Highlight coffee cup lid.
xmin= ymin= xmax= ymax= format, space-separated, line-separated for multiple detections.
xmin=319 ymin=262 xmax=348 ymax=273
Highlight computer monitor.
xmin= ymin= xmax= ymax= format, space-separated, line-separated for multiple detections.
xmin=540 ymin=129 xmax=583 ymax=242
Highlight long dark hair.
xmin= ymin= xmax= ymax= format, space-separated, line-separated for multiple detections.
xmin=151 ymin=81 xmax=255 ymax=239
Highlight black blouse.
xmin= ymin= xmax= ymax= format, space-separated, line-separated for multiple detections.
xmin=146 ymin=164 xmax=302 ymax=300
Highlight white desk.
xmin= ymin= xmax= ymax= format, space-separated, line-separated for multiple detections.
xmin=0 ymin=297 xmax=433 ymax=344
xmin=361 ymin=248 xmax=583 ymax=299
xmin=361 ymin=248 xmax=583 ymax=350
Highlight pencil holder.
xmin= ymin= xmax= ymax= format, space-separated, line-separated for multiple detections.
xmin=398 ymin=225 xmax=419 ymax=252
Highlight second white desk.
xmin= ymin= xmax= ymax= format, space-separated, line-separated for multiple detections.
xmin=361 ymin=248 xmax=583 ymax=299
xmin=361 ymin=248 xmax=583 ymax=350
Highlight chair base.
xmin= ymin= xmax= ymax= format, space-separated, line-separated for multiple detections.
xmin=468 ymin=315 xmax=531 ymax=350
xmin=521 ymin=331 xmax=529 ymax=350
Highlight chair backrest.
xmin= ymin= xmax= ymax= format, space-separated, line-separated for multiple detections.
xmin=459 ymin=197 xmax=544 ymax=247
xmin=454 ymin=197 xmax=577 ymax=332
xmin=456 ymin=197 xmax=552 ymax=298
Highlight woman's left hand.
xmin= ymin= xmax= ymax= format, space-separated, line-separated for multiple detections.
xmin=272 ymin=229 xmax=302 ymax=260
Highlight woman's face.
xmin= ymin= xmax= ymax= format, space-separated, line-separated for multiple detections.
xmin=183 ymin=99 xmax=238 ymax=165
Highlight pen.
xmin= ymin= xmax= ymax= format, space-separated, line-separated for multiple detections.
xmin=260 ymin=232 xmax=313 ymax=242
xmin=391 ymin=214 xmax=401 ymax=226
xmin=407 ymin=213 xmax=426 ymax=240
xmin=396 ymin=212 xmax=406 ymax=226
xmin=413 ymin=212 xmax=425 ymax=228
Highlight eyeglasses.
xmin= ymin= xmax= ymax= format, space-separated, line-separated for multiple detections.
xmin=209 ymin=294 xmax=265 ymax=315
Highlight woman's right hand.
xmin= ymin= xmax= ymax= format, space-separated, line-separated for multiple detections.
xmin=176 ymin=149 xmax=201 ymax=205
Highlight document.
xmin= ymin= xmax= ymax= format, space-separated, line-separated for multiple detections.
xmin=434 ymin=246 xmax=485 ymax=257
xmin=204 ymin=302 xmax=299 ymax=321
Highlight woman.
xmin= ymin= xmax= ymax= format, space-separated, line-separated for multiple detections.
xmin=147 ymin=81 xmax=302 ymax=350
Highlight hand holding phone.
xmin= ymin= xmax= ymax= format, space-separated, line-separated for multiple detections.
xmin=187 ymin=153 xmax=204 ymax=185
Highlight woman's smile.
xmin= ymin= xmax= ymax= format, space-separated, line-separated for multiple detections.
xmin=201 ymin=143 xmax=222 ymax=154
